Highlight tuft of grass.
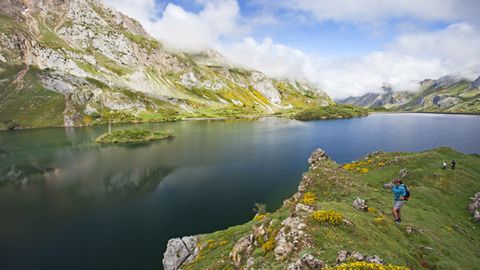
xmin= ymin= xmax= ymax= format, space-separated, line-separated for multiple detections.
xmin=95 ymin=129 xmax=175 ymax=144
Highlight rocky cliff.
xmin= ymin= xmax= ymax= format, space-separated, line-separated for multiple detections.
xmin=0 ymin=0 xmax=332 ymax=129
xmin=163 ymin=147 xmax=480 ymax=269
xmin=338 ymin=75 xmax=480 ymax=113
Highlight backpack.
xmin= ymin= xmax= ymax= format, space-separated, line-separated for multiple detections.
xmin=404 ymin=185 xmax=411 ymax=200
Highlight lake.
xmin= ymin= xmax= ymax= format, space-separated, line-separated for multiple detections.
xmin=1 ymin=113 xmax=479 ymax=270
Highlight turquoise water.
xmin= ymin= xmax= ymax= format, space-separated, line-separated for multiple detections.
xmin=0 ymin=113 xmax=479 ymax=269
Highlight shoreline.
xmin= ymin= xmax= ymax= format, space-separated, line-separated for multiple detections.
xmin=1 ymin=111 xmax=479 ymax=132
xmin=371 ymin=111 xmax=480 ymax=116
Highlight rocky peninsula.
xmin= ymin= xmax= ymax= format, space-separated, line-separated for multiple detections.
xmin=163 ymin=147 xmax=480 ymax=269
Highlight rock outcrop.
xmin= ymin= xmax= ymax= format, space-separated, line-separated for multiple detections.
xmin=468 ymin=192 xmax=480 ymax=222
xmin=308 ymin=148 xmax=329 ymax=168
xmin=162 ymin=236 xmax=199 ymax=270
xmin=336 ymin=250 xmax=385 ymax=265
xmin=287 ymin=254 xmax=325 ymax=270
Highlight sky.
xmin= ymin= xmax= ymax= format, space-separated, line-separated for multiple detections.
xmin=103 ymin=0 xmax=480 ymax=98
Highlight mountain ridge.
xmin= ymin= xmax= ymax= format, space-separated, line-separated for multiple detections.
xmin=0 ymin=0 xmax=332 ymax=130
xmin=337 ymin=74 xmax=480 ymax=113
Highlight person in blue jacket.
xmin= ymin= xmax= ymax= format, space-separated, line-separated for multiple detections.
xmin=391 ymin=179 xmax=407 ymax=224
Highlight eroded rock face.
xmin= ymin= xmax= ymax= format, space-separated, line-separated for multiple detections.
xmin=468 ymin=192 xmax=480 ymax=222
xmin=162 ymin=236 xmax=199 ymax=270
xmin=230 ymin=234 xmax=255 ymax=269
xmin=274 ymin=216 xmax=308 ymax=260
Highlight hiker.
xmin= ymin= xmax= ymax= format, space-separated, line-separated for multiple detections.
xmin=391 ymin=179 xmax=407 ymax=224
xmin=442 ymin=161 xmax=447 ymax=170
xmin=451 ymin=160 xmax=456 ymax=170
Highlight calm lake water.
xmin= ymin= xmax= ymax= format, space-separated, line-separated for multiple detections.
xmin=1 ymin=113 xmax=479 ymax=270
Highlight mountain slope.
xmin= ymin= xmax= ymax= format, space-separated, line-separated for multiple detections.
xmin=0 ymin=0 xmax=332 ymax=129
xmin=163 ymin=147 xmax=480 ymax=269
xmin=338 ymin=75 xmax=480 ymax=113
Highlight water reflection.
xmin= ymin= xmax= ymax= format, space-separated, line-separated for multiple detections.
xmin=0 ymin=114 xmax=479 ymax=270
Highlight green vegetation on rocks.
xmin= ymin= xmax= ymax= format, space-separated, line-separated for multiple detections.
xmin=172 ymin=147 xmax=480 ymax=269
xmin=292 ymin=104 xmax=369 ymax=121
xmin=95 ymin=129 xmax=175 ymax=144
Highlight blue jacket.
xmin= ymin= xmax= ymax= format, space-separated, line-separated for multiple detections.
xmin=391 ymin=184 xmax=407 ymax=201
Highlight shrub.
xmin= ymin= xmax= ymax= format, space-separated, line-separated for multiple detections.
xmin=302 ymin=191 xmax=317 ymax=205
xmin=325 ymin=262 xmax=409 ymax=270
xmin=312 ymin=210 xmax=343 ymax=226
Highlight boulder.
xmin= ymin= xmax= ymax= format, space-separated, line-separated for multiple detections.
xmin=399 ymin=168 xmax=408 ymax=179
xmin=162 ymin=236 xmax=199 ymax=270
xmin=352 ymin=197 xmax=368 ymax=211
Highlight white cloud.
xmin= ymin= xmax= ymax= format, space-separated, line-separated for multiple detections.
xmin=314 ymin=22 xmax=480 ymax=98
xmin=219 ymin=22 xmax=480 ymax=99
xmin=257 ymin=0 xmax=480 ymax=26
xmin=103 ymin=0 xmax=480 ymax=99
xmin=220 ymin=37 xmax=313 ymax=79
xmin=105 ymin=0 xmax=242 ymax=52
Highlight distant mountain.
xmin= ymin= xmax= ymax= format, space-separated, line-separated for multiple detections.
xmin=0 ymin=0 xmax=332 ymax=129
xmin=338 ymin=75 xmax=480 ymax=113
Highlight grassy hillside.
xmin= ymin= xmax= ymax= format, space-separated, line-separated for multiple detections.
xmin=178 ymin=148 xmax=480 ymax=269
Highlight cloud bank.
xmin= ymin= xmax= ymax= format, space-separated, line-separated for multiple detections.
xmin=103 ymin=0 xmax=480 ymax=98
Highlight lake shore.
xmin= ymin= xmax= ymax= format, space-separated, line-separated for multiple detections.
xmin=165 ymin=147 xmax=480 ymax=269
xmin=2 ymin=110 xmax=480 ymax=132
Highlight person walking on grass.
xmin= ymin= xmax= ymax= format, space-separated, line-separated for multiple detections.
xmin=442 ymin=161 xmax=447 ymax=170
xmin=391 ymin=179 xmax=408 ymax=224
xmin=451 ymin=160 xmax=456 ymax=170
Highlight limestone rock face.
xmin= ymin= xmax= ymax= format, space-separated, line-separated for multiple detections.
xmin=230 ymin=234 xmax=255 ymax=269
xmin=274 ymin=216 xmax=308 ymax=260
xmin=162 ymin=236 xmax=199 ymax=270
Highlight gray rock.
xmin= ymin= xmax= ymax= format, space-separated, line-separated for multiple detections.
xmin=308 ymin=148 xmax=329 ymax=167
xmin=352 ymin=197 xmax=368 ymax=211
xmin=336 ymin=250 xmax=384 ymax=265
xmin=470 ymin=76 xmax=480 ymax=89
xmin=288 ymin=254 xmax=326 ymax=270
xmin=230 ymin=234 xmax=255 ymax=269
xmin=365 ymin=255 xmax=385 ymax=264
xmin=274 ymin=216 xmax=307 ymax=260
xmin=468 ymin=192 xmax=480 ymax=222
xmin=399 ymin=168 xmax=408 ymax=179
xmin=162 ymin=236 xmax=199 ymax=270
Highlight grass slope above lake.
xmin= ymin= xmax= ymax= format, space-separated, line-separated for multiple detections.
xmin=95 ymin=129 xmax=175 ymax=144
xmin=178 ymin=147 xmax=480 ymax=270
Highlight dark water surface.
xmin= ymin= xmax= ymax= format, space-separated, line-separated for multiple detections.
xmin=0 ymin=113 xmax=479 ymax=269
